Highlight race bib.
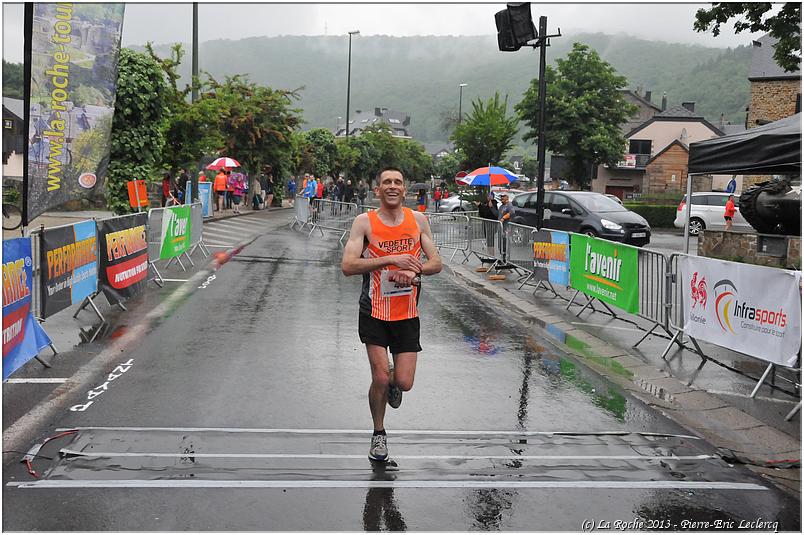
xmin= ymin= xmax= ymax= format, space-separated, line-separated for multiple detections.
xmin=380 ymin=270 xmax=414 ymax=297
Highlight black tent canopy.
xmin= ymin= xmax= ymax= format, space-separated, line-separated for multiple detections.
xmin=688 ymin=113 xmax=801 ymax=176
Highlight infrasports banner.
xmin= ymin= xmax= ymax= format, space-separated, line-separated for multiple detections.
xmin=569 ymin=234 xmax=638 ymax=313
xmin=25 ymin=3 xmax=126 ymax=223
xmin=532 ymin=230 xmax=570 ymax=286
xmin=3 ymin=237 xmax=53 ymax=380
xmin=679 ymin=256 xmax=801 ymax=367
xmin=97 ymin=213 xmax=149 ymax=303
xmin=198 ymin=182 xmax=213 ymax=218
xmin=41 ymin=220 xmax=98 ymax=318
xmin=159 ymin=205 xmax=192 ymax=260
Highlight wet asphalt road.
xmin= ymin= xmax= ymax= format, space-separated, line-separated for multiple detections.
xmin=2 ymin=213 xmax=799 ymax=531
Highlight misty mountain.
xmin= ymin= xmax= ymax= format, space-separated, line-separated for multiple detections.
xmin=135 ymin=33 xmax=752 ymax=146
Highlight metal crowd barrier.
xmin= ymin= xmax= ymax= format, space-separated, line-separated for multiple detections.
xmin=26 ymin=226 xmax=45 ymax=321
xmin=468 ymin=217 xmax=504 ymax=270
xmin=427 ymin=213 xmax=470 ymax=262
xmin=290 ymin=195 xmax=312 ymax=232
xmin=632 ymin=248 xmax=672 ymax=348
xmin=309 ymin=198 xmax=360 ymax=243
xmin=505 ymin=223 xmax=537 ymax=277
xmin=188 ymin=202 xmax=210 ymax=259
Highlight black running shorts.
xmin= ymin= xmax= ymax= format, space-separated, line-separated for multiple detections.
xmin=359 ymin=314 xmax=422 ymax=354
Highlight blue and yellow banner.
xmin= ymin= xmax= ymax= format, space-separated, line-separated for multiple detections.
xmin=41 ymin=220 xmax=98 ymax=318
xmin=3 ymin=237 xmax=52 ymax=380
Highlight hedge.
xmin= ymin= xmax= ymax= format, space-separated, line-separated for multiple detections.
xmin=623 ymin=204 xmax=678 ymax=228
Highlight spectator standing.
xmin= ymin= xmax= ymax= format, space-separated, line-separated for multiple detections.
xmin=198 ymin=171 xmax=207 ymax=182
xmin=478 ymin=196 xmax=498 ymax=256
xmin=161 ymin=172 xmax=174 ymax=207
xmin=357 ymin=180 xmax=368 ymax=210
xmin=264 ymin=173 xmax=275 ymax=208
xmin=178 ymin=168 xmax=189 ymax=204
xmin=225 ymin=170 xmax=234 ymax=210
xmin=317 ymin=177 xmax=325 ymax=199
xmin=433 ymin=187 xmax=443 ymax=211
xmin=287 ymin=176 xmax=297 ymax=205
xmin=416 ymin=189 xmax=427 ymax=212
xmin=497 ymin=193 xmax=515 ymax=261
xmin=230 ymin=172 xmax=246 ymax=214
xmin=344 ymin=180 xmax=355 ymax=204
xmin=214 ymin=169 xmax=227 ymax=211
xmin=724 ymin=194 xmax=736 ymax=231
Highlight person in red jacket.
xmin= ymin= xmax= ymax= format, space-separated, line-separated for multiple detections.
xmin=724 ymin=194 xmax=736 ymax=231
xmin=316 ymin=177 xmax=325 ymax=199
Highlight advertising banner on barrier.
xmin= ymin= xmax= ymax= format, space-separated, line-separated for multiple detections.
xmin=679 ymin=256 xmax=802 ymax=367
xmin=570 ymin=234 xmax=638 ymax=313
xmin=41 ymin=220 xmax=99 ymax=318
xmin=159 ymin=205 xmax=192 ymax=260
xmin=25 ymin=4 xmax=126 ymax=223
xmin=97 ymin=214 xmax=149 ymax=302
xmin=3 ymin=238 xmax=53 ymax=380
xmin=532 ymin=230 xmax=570 ymax=286
xmin=198 ymin=182 xmax=213 ymax=218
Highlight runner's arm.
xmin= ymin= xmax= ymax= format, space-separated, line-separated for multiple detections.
xmin=341 ymin=214 xmax=423 ymax=276
xmin=414 ymin=212 xmax=442 ymax=276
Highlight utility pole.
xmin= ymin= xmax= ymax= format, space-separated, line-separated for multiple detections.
xmin=192 ymin=3 xmax=199 ymax=103
xmin=534 ymin=16 xmax=549 ymax=230
xmin=345 ymin=30 xmax=360 ymax=140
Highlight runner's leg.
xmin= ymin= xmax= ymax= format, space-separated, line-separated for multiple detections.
xmin=366 ymin=344 xmax=391 ymax=431
xmin=391 ymin=352 xmax=418 ymax=392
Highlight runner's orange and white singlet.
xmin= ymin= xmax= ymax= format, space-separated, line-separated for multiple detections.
xmin=359 ymin=208 xmax=422 ymax=321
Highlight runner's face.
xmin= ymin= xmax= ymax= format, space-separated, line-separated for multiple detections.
xmin=376 ymin=171 xmax=406 ymax=207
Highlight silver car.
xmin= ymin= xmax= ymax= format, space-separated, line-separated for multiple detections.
xmin=436 ymin=194 xmax=475 ymax=212
xmin=673 ymin=192 xmax=751 ymax=235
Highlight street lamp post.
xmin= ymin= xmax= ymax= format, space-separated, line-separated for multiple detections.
xmin=345 ymin=30 xmax=360 ymax=140
xmin=458 ymin=83 xmax=468 ymax=125
xmin=337 ymin=116 xmax=342 ymax=133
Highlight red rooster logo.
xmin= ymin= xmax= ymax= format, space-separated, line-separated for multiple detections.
xmin=690 ymin=272 xmax=707 ymax=308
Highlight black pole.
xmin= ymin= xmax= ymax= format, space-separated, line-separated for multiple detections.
xmin=345 ymin=33 xmax=353 ymax=140
xmin=534 ymin=15 xmax=548 ymax=230
xmin=22 ymin=3 xmax=33 ymax=228
xmin=458 ymin=85 xmax=463 ymax=125
xmin=192 ymin=3 xmax=198 ymax=103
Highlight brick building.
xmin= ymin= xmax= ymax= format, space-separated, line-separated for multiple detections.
xmin=743 ymin=34 xmax=801 ymax=190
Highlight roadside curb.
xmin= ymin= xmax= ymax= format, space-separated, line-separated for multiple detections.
xmin=445 ymin=261 xmax=801 ymax=498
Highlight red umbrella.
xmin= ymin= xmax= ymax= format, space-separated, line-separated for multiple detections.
xmin=206 ymin=157 xmax=241 ymax=170
xmin=457 ymin=166 xmax=518 ymax=186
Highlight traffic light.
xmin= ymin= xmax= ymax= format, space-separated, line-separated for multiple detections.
xmin=495 ymin=3 xmax=537 ymax=52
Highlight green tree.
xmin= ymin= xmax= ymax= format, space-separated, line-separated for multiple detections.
xmin=516 ymin=43 xmax=637 ymax=188
xmin=2 ymin=60 xmax=23 ymax=99
xmin=433 ymin=151 xmax=463 ymax=183
xmin=106 ymin=49 xmax=167 ymax=213
xmin=694 ymin=2 xmax=801 ymax=72
xmin=451 ymin=93 xmax=519 ymax=170
xmin=302 ymin=128 xmax=338 ymax=177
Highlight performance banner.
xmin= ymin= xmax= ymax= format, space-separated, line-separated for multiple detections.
xmin=198 ymin=182 xmax=213 ymax=218
xmin=532 ymin=230 xmax=570 ymax=287
xmin=97 ymin=213 xmax=149 ymax=303
xmin=570 ymin=234 xmax=638 ymax=314
xmin=679 ymin=256 xmax=802 ymax=367
xmin=25 ymin=3 xmax=126 ymax=223
xmin=3 ymin=238 xmax=53 ymax=380
xmin=159 ymin=205 xmax=191 ymax=260
xmin=41 ymin=220 xmax=98 ymax=318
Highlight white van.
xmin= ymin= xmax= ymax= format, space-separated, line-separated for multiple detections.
xmin=673 ymin=192 xmax=752 ymax=235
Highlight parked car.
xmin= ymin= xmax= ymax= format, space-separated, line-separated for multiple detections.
xmin=605 ymin=194 xmax=624 ymax=205
xmin=510 ymin=190 xmax=652 ymax=246
xmin=436 ymin=193 xmax=475 ymax=213
xmin=673 ymin=192 xmax=751 ymax=235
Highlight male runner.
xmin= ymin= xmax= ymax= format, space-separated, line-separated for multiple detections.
xmin=342 ymin=167 xmax=442 ymax=462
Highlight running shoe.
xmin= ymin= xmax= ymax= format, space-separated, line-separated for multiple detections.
xmin=387 ymin=383 xmax=403 ymax=409
xmin=369 ymin=434 xmax=388 ymax=461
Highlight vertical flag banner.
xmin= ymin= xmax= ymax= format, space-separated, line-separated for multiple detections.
xmin=198 ymin=182 xmax=213 ymax=217
xmin=159 ymin=205 xmax=192 ymax=260
xmin=679 ymin=256 xmax=802 ymax=367
xmin=532 ymin=230 xmax=570 ymax=286
xmin=41 ymin=220 xmax=99 ymax=318
xmin=570 ymin=234 xmax=638 ymax=313
xmin=26 ymin=3 xmax=126 ymax=222
xmin=3 ymin=237 xmax=53 ymax=380
xmin=97 ymin=213 xmax=149 ymax=303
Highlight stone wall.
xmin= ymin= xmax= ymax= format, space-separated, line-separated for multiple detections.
xmin=698 ymin=230 xmax=801 ymax=269
xmin=743 ymin=79 xmax=801 ymax=191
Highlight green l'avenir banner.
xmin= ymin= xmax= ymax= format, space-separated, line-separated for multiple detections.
xmin=569 ymin=234 xmax=639 ymax=313
xmin=159 ymin=205 xmax=192 ymax=260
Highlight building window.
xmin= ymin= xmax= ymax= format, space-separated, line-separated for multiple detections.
xmin=628 ymin=139 xmax=651 ymax=155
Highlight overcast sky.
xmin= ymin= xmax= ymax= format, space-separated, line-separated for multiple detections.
xmin=3 ymin=1 xmax=768 ymax=63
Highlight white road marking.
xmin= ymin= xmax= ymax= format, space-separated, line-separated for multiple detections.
xmin=160 ymin=279 xmax=190 ymax=283
xmin=54 ymin=427 xmax=701 ymax=439
xmin=59 ymin=449 xmax=715 ymax=461
xmin=203 ymin=228 xmax=249 ymax=238
xmin=7 ymin=480 xmax=769 ymax=490
xmin=214 ymin=220 xmax=264 ymax=230
xmin=5 ymin=378 xmax=68 ymax=384
xmin=204 ymin=244 xmax=232 ymax=248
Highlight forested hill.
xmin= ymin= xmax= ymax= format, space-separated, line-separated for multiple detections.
xmin=121 ymin=33 xmax=749 ymax=145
